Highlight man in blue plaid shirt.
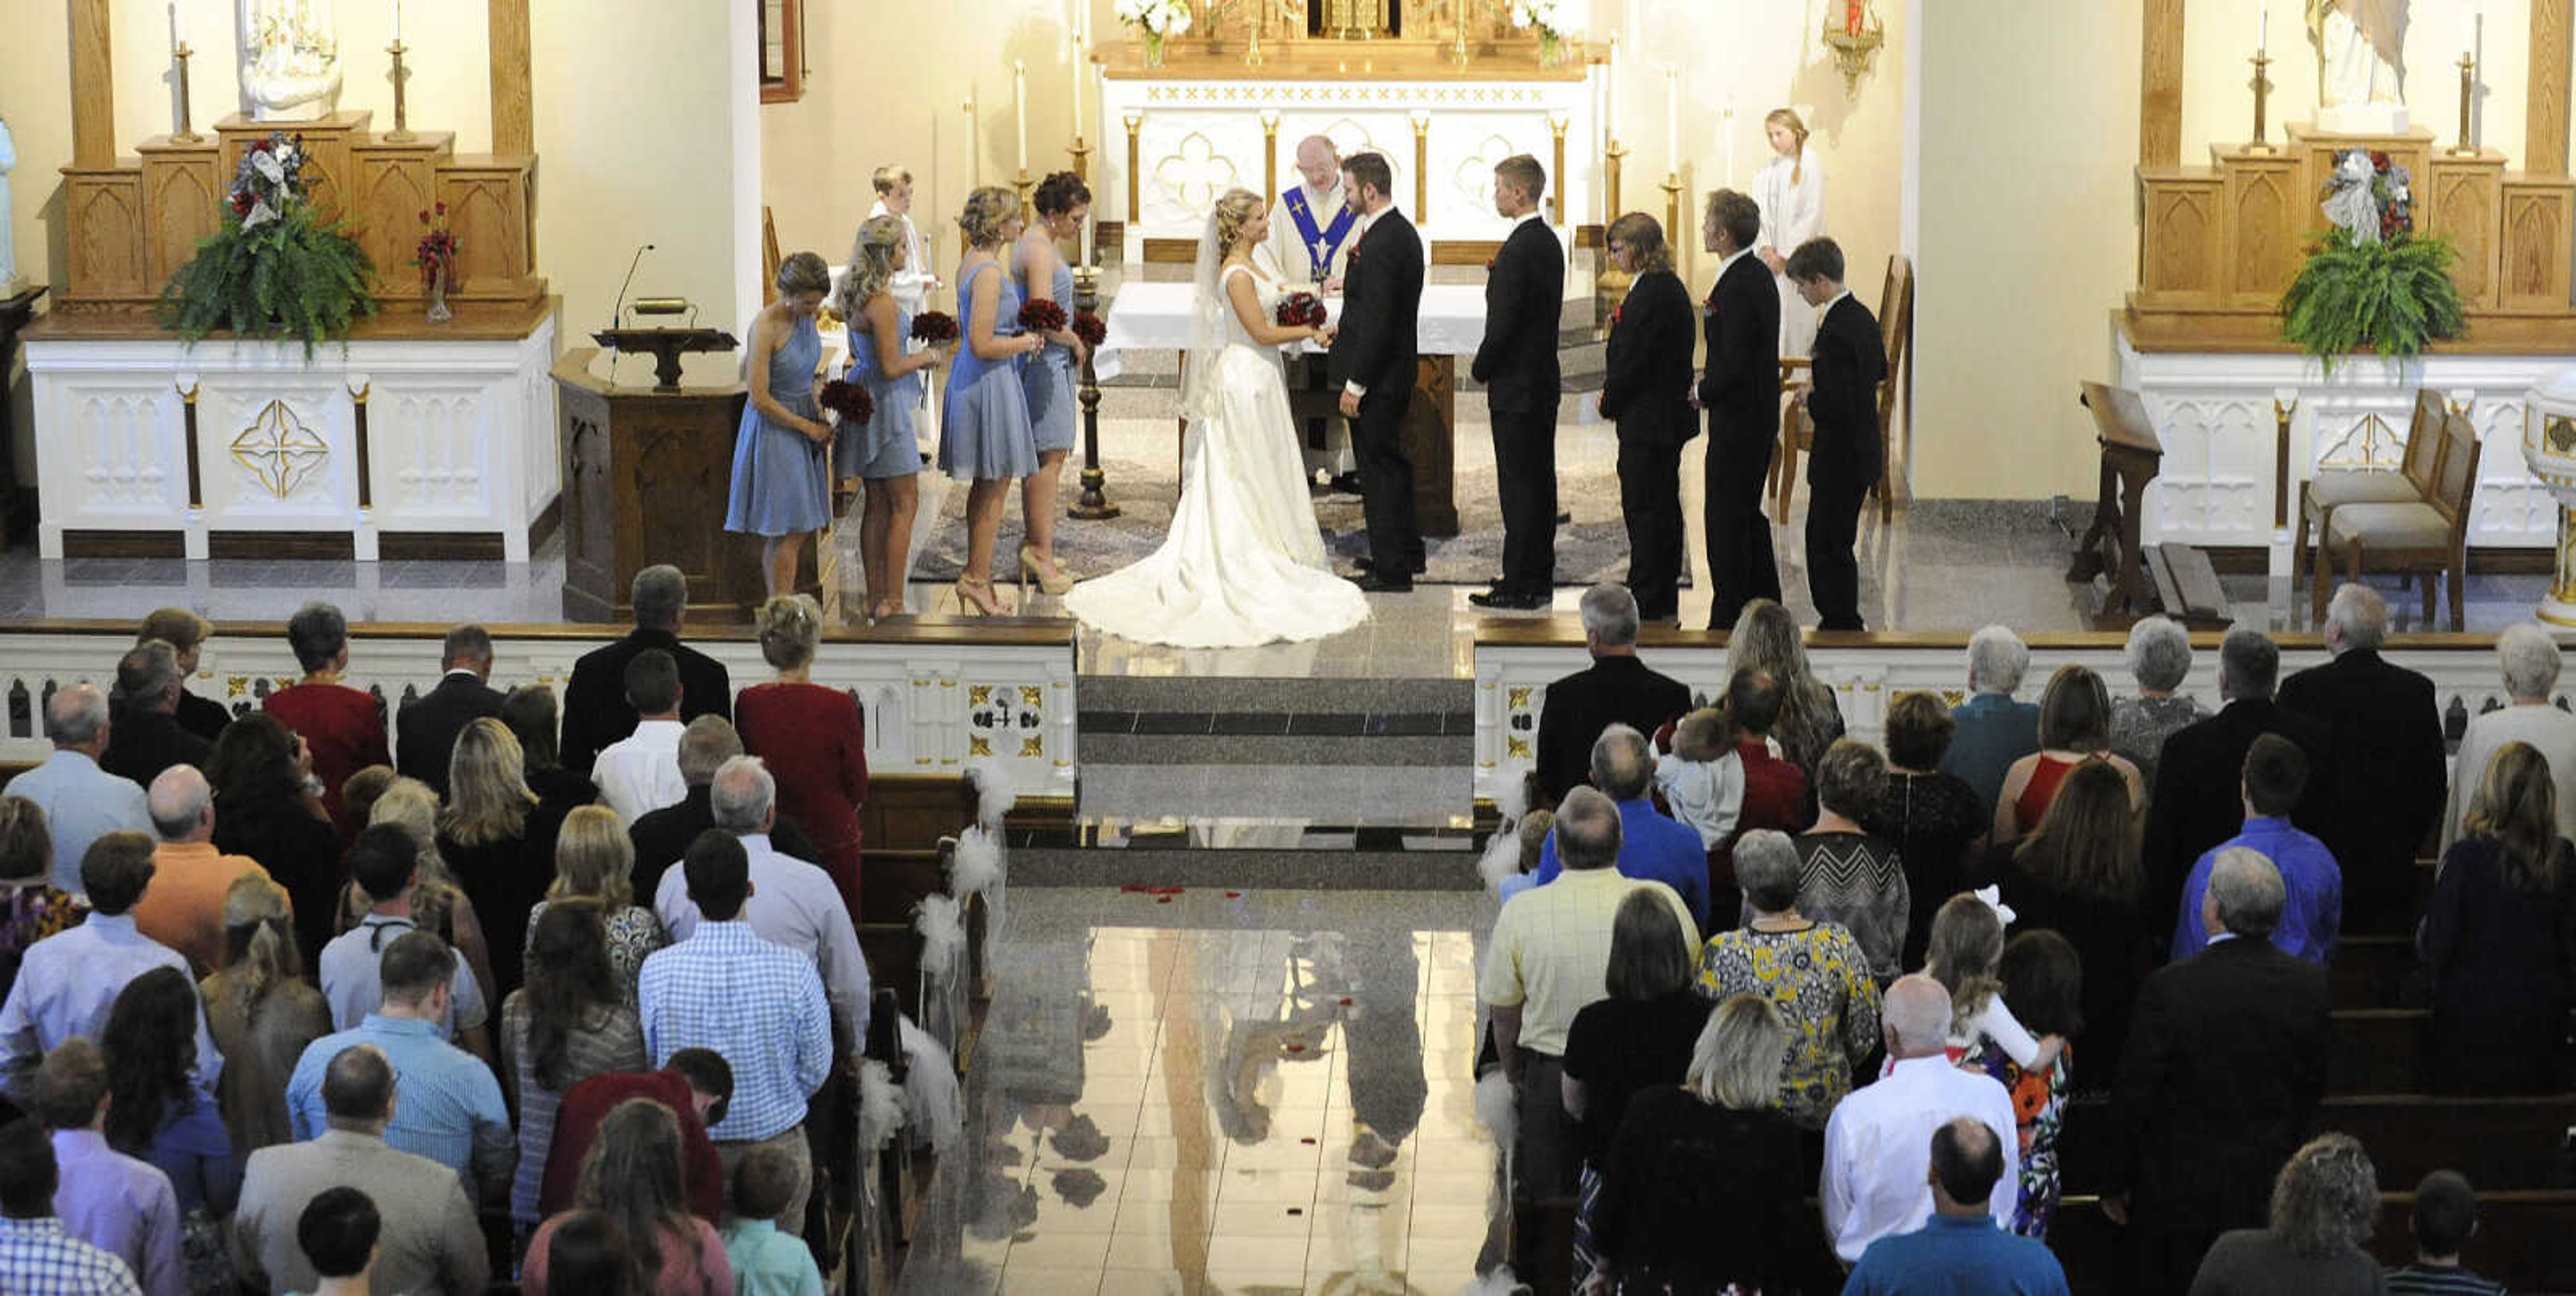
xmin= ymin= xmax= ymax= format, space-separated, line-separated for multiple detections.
xmin=0 ymin=1118 xmax=140 ymax=1295
xmin=639 ymin=830 xmax=833 ymax=1238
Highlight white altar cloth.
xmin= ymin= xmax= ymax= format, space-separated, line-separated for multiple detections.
xmin=1093 ymin=281 xmax=1489 ymax=382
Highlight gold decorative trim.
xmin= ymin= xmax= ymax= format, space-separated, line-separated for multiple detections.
xmin=969 ymin=736 xmax=991 ymax=757
xmin=1019 ymin=736 xmax=1045 ymax=758
xmin=1019 ymin=685 xmax=1044 ymax=708
xmin=230 ymin=398 xmax=331 ymax=498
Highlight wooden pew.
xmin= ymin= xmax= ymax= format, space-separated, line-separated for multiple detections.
xmin=2047 ymin=1191 xmax=2576 ymax=1294
xmin=2330 ymin=1009 xmax=2428 ymax=1093
xmin=2332 ymin=934 xmax=2419 ymax=1010
xmin=2059 ymin=1095 xmax=2576 ymax=1193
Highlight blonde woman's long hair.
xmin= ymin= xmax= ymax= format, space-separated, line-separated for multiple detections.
xmin=2465 ymin=741 xmax=2570 ymax=894
xmin=441 ymin=718 xmax=537 ymax=848
xmin=1767 ymin=107 xmax=1811 ymax=184
xmin=1684 ymin=993 xmax=1790 ymax=1110
xmin=1727 ymin=600 xmax=1835 ymax=769
xmin=1926 ymin=892 xmax=2006 ymax=1031
xmin=835 ymin=215 xmax=907 ymax=322
xmin=551 ymin=806 xmax=638 ymax=909
xmin=215 ymin=873 xmax=299 ymax=1020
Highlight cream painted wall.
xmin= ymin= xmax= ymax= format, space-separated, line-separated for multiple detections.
xmin=1913 ymin=0 xmax=2143 ymax=499
xmin=2180 ymin=1 xmax=2534 ymax=162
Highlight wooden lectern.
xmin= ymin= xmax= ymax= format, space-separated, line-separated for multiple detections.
xmin=595 ymin=327 xmax=739 ymax=393
xmin=552 ymin=347 xmax=825 ymax=623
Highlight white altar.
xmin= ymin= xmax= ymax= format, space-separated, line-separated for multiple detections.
xmin=23 ymin=309 xmax=561 ymax=561
xmin=2113 ymin=329 xmax=2561 ymax=559
xmin=1090 ymin=280 xmax=1491 ymax=380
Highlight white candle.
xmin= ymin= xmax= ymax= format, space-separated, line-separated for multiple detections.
xmin=1724 ymin=93 xmax=1736 ymax=184
xmin=391 ymin=0 xmax=402 ymax=42
xmin=169 ymin=1 xmax=180 ymax=52
xmin=1014 ymin=60 xmax=1030 ymax=173
xmin=2258 ymin=0 xmax=2267 ymax=55
xmin=1607 ymin=31 xmax=1620 ymax=141
xmin=1665 ymin=66 xmax=1680 ymax=176
xmin=1072 ymin=36 xmax=1085 ymax=140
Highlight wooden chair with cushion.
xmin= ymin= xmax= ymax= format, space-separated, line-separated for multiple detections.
xmin=2316 ymin=408 xmax=2481 ymax=629
xmin=2294 ymin=388 xmax=2447 ymax=588
xmin=1770 ymin=254 xmax=1913 ymax=525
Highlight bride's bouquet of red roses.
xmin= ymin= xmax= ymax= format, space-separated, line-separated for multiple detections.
xmin=1275 ymin=291 xmax=1328 ymax=329
xmin=1071 ymin=310 xmax=1107 ymax=350
xmin=910 ymin=311 xmax=960 ymax=345
xmin=817 ymin=378 xmax=875 ymax=427
xmin=1017 ymin=299 xmax=1069 ymax=336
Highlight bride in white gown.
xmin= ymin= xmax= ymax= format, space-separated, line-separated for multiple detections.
xmin=1063 ymin=189 xmax=1372 ymax=647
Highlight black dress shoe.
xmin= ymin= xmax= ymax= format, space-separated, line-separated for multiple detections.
xmin=1470 ymin=589 xmax=1548 ymax=610
xmin=1353 ymin=572 xmax=1415 ymax=593
xmin=1354 ymin=555 xmax=1428 ymax=576
xmin=1328 ymin=471 xmax=1364 ymax=494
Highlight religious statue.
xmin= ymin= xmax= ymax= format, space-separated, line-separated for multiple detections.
xmin=2306 ymin=0 xmax=2408 ymax=134
xmin=239 ymin=0 xmax=341 ymax=122
xmin=0 ymin=115 xmax=18 ymax=296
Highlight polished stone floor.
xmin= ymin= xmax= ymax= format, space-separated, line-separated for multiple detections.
xmin=894 ymin=886 xmax=1491 ymax=1296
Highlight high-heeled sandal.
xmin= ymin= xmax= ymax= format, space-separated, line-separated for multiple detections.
xmin=953 ymin=577 xmax=1006 ymax=616
xmin=1018 ymin=545 xmax=1075 ymax=598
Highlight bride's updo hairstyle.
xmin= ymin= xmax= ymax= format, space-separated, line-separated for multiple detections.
xmin=959 ymin=186 xmax=1022 ymax=250
xmin=1033 ymin=171 xmax=1092 ymax=219
xmin=1212 ymin=188 xmax=1266 ymax=258
xmin=834 ymin=215 xmax=906 ymax=321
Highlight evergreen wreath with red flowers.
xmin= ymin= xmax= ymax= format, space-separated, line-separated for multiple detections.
xmin=157 ymin=129 xmax=378 ymax=357
xmin=2282 ymin=147 xmax=2464 ymax=369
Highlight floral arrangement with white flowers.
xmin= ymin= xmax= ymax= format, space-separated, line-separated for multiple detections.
xmin=1115 ymin=0 xmax=1193 ymax=37
xmin=1507 ymin=0 xmax=1562 ymax=39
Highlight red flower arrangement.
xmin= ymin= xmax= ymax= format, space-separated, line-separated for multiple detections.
xmin=1018 ymin=299 xmax=1069 ymax=335
xmin=1071 ymin=310 xmax=1108 ymax=350
xmin=1275 ymin=291 xmax=1328 ymax=328
xmin=818 ymin=378 xmax=877 ymax=426
xmin=910 ymin=311 xmax=961 ymax=344
xmin=415 ymin=201 xmax=460 ymax=290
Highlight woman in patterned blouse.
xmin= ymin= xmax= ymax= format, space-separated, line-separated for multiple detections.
xmin=0 ymin=797 xmax=83 ymax=1005
xmin=1792 ymin=739 xmax=1913 ymax=981
xmin=1967 ymin=928 xmax=2084 ymax=1240
xmin=1697 ymin=829 xmax=1882 ymax=1130
xmin=500 ymin=900 xmax=649 ymax=1231
xmin=525 ymin=806 xmax=667 ymax=1010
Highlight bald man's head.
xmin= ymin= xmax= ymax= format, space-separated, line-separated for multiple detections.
xmin=1882 ymin=974 xmax=1952 ymax=1059
xmin=1929 ymin=1116 xmax=2005 ymax=1213
xmin=1295 ymin=136 xmax=1340 ymax=190
xmin=146 ymin=765 xmax=215 ymax=843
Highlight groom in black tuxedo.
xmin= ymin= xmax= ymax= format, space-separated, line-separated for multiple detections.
xmin=1697 ymin=188 xmax=1782 ymax=630
xmin=1328 ymin=151 xmax=1426 ymax=592
xmin=1468 ymin=155 xmax=1564 ymax=611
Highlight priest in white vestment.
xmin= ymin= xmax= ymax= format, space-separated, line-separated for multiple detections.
xmin=1258 ymin=136 xmax=1363 ymax=482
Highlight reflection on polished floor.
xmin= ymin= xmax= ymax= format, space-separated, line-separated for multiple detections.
xmin=896 ymin=887 xmax=1493 ymax=1296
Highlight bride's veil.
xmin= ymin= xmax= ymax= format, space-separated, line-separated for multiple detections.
xmin=1179 ymin=200 xmax=1234 ymax=423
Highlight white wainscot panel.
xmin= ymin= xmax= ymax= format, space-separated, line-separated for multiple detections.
xmin=57 ymin=383 xmax=181 ymax=522
xmin=379 ymin=384 xmax=494 ymax=519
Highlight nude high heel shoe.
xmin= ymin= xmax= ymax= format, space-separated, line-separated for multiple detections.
xmin=953 ymin=577 xmax=1006 ymax=616
xmin=1018 ymin=545 xmax=1075 ymax=597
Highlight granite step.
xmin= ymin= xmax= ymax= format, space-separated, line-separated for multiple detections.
xmin=1077 ymin=675 xmax=1474 ymax=767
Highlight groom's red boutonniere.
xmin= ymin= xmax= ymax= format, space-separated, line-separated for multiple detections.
xmin=1484 ymin=256 xmax=1496 ymax=272
xmin=1609 ymin=305 xmax=1623 ymax=329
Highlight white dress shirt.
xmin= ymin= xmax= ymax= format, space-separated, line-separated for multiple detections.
xmin=0 ymin=914 xmax=222 ymax=1103
xmin=590 ymin=719 xmax=688 ymax=824
xmin=1821 ymin=1054 xmax=2020 ymax=1264
xmin=653 ymin=832 xmax=871 ymax=1050
xmin=7 ymin=749 xmax=151 ymax=894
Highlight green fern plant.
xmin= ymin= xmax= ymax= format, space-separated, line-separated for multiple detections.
xmin=2279 ymin=229 xmax=2465 ymax=372
xmin=156 ymin=141 xmax=378 ymax=359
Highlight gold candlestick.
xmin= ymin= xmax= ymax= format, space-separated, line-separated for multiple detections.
xmin=1448 ymin=0 xmax=1472 ymax=66
xmin=2452 ymin=52 xmax=2479 ymax=155
xmin=2246 ymin=50 xmax=2276 ymax=154
xmin=1068 ymin=136 xmax=1090 ymax=186
xmin=171 ymin=44 xmax=201 ymax=144
xmin=1013 ymin=168 xmax=1034 ymax=217
xmin=1604 ymin=138 xmax=1627 ymax=221
xmin=1661 ymin=172 xmax=1684 ymax=274
xmin=385 ymin=40 xmax=417 ymax=142
xmin=1069 ymin=264 xmax=1120 ymax=521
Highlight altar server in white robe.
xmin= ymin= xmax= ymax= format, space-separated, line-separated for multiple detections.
xmin=869 ymin=166 xmax=941 ymax=415
xmin=1754 ymin=109 xmax=1827 ymax=360
xmin=1260 ymin=136 xmax=1363 ymax=484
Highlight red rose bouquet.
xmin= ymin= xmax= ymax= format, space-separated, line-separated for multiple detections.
xmin=1275 ymin=291 xmax=1327 ymax=329
xmin=1071 ymin=310 xmax=1108 ymax=350
xmin=818 ymin=378 xmax=876 ymax=427
xmin=415 ymin=201 xmax=460 ymax=290
xmin=910 ymin=311 xmax=960 ymax=344
xmin=1018 ymin=299 xmax=1069 ymax=335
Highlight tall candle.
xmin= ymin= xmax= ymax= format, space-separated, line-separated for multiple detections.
xmin=1073 ymin=36 xmax=1085 ymax=140
xmin=391 ymin=0 xmax=402 ymax=42
xmin=169 ymin=1 xmax=180 ymax=52
xmin=1724 ymin=93 xmax=1736 ymax=184
xmin=1607 ymin=31 xmax=1620 ymax=141
xmin=1014 ymin=60 xmax=1030 ymax=174
xmin=2258 ymin=0 xmax=2267 ymax=55
xmin=1665 ymin=66 xmax=1680 ymax=176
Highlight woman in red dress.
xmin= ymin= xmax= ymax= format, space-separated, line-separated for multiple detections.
xmin=735 ymin=595 xmax=867 ymax=922
xmin=262 ymin=601 xmax=390 ymax=836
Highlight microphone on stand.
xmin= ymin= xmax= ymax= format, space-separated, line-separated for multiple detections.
xmin=610 ymin=243 xmax=656 ymax=340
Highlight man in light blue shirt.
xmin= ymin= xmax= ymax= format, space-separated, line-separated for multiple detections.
xmin=1843 ymin=1117 xmax=2071 ymax=1295
xmin=2172 ymin=735 xmax=2343 ymax=965
xmin=315 ymin=827 xmax=488 ymax=1058
xmin=285 ymin=931 xmax=513 ymax=1206
xmin=1532 ymin=724 xmax=1713 ymax=930
xmin=1937 ymin=627 xmax=2041 ymax=817
xmin=0 ymin=832 xmax=219 ymax=1105
xmin=7 ymin=685 xmax=150 ymax=895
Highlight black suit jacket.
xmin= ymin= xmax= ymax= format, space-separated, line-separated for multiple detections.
xmin=1470 ymin=218 xmax=1564 ymax=415
xmin=1698 ymin=252 xmax=1782 ymax=456
xmin=1597 ymin=269 xmax=1697 ymax=449
xmin=101 ymin=708 xmax=212 ymax=790
xmin=2108 ymin=936 xmax=2330 ymax=1234
xmin=395 ymin=672 xmax=507 ymax=794
xmin=1327 ymin=209 xmax=1424 ymax=407
xmin=1806 ymin=293 xmax=1886 ymax=488
xmin=2141 ymin=698 xmax=2337 ymax=938
xmin=175 ymin=690 xmax=233 ymax=744
xmin=627 ymin=785 xmax=819 ymax=904
xmin=1532 ymin=655 xmax=1695 ymax=806
xmin=559 ymin=629 xmax=733 ymax=775
xmin=2275 ymin=649 xmax=2447 ymax=883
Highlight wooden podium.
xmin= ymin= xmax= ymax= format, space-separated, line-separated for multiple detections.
xmin=552 ymin=347 xmax=828 ymax=623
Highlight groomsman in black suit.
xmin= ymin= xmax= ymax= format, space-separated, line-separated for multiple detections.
xmin=1468 ymin=155 xmax=1564 ymax=611
xmin=1595 ymin=213 xmax=1697 ymax=625
xmin=1329 ymin=152 xmax=1426 ymax=592
xmin=1696 ymin=190 xmax=1782 ymax=630
xmin=1785 ymin=237 xmax=1886 ymax=631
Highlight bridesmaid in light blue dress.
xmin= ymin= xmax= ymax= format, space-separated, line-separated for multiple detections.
xmin=724 ymin=250 xmax=833 ymax=598
xmin=940 ymin=186 xmax=1046 ymax=616
xmin=1011 ymin=170 xmax=1094 ymax=599
xmin=836 ymin=215 xmax=951 ymax=622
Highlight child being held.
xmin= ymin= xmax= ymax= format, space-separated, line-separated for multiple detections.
xmin=1654 ymin=706 xmax=1746 ymax=852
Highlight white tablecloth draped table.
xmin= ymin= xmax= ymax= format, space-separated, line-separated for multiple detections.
xmin=1091 ymin=282 xmax=1491 ymax=382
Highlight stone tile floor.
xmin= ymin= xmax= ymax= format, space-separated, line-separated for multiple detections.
xmin=894 ymin=886 xmax=1493 ymax=1296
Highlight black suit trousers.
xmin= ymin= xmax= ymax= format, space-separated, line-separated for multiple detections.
xmin=1354 ymin=387 xmax=1421 ymax=571
xmin=1703 ymin=435 xmax=1780 ymax=628
xmin=1491 ymin=404 xmax=1558 ymax=595
xmin=1616 ymin=435 xmax=1684 ymax=620
xmin=1805 ymin=471 xmax=1869 ymax=631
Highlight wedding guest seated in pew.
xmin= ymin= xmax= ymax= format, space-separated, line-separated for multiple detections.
xmin=135 ymin=608 xmax=232 ymax=744
xmin=2188 ymin=1132 xmax=2385 ymax=1296
xmin=519 ymin=1097 xmax=733 ymax=1295
xmin=0 ymin=833 xmax=217 ymax=1106
xmin=1727 ymin=600 xmax=1845 ymax=781
xmin=441 ymin=718 xmax=571 ymax=997
xmin=628 ymin=718 xmax=818 ymax=906
xmin=500 ymin=901 xmax=648 ymax=1233
xmin=2443 ymin=623 xmax=2576 ymax=851
xmin=2422 ymin=739 xmax=2576 ymax=1095
xmin=559 ymin=565 xmax=733 ymax=776
xmin=198 ymin=875 xmax=329 ymax=1158
xmin=133 ymin=766 xmax=270 ymax=977
xmin=1822 ymin=976 xmax=2018 ymax=1266
xmin=1694 ymin=830 xmax=1878 ymax=1133
xmin=1939 ymin=626 xmax=2039 ymax=820
xmin=1711 ymin=670 xmax=1813 ymax=920
xmin=1534 ymin=725 xmax=1711 ymax=932
xmin=1992 ymin=666 xmax=2143 ymax=850
xmin=737 ymin=594 xmax=870 ymax=927
xmin=1861 ymin=690 xmax=1986 ymax=971
xmin=591 ymin=650 xmax=691 ymax=825
xmin=1841 ymin=1117 xmax=2070 ymax=1296
xmin=2384 ymin=1170 xmax=2508 ymax=1296
xmin=316 ymin=827 xmax=490 ymax=1059
xmin=2279 ymin=584 xmax=2447 ymax=935
xmin=32 ymin=1038 xmax=180 ymax=1295
xmin=9 ymin=685 xmax=150 ymax=896
xmin=1788 ymin=741 xmax=1909 ymax=983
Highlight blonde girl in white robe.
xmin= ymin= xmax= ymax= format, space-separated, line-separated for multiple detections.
xmin=1753 ymin=109 xmax=1827 ymax=359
